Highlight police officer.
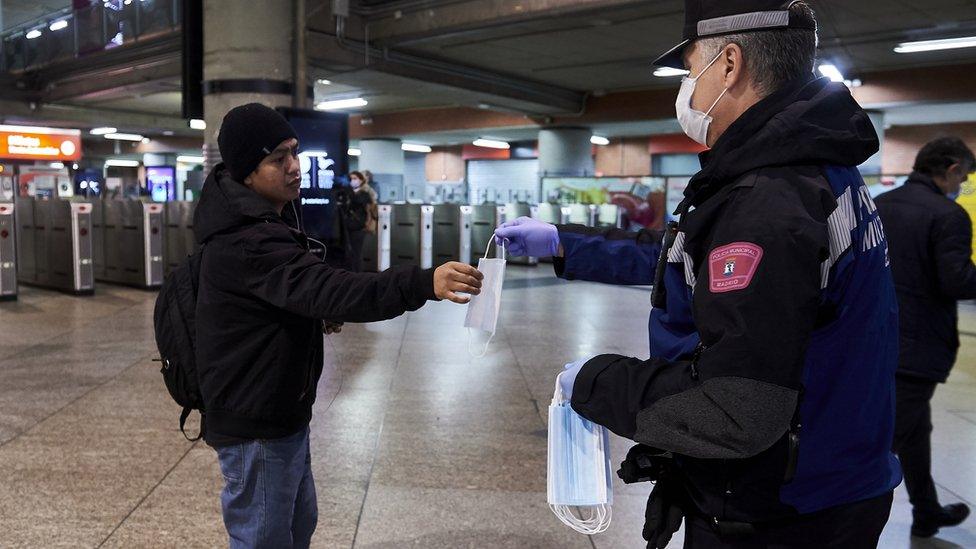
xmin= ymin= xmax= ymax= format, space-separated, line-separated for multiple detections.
xmin=496 ymin=1 xmax=902 ymax=547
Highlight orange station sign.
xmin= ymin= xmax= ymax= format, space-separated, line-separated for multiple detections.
xmin=0 ymin=125 xmax=82 ymax=161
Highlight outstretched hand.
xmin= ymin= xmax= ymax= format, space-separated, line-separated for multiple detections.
xmin=494 ymin=216 xmax=560 ymax=257
xmin=434 ymin=262 xmax=484 ymax=304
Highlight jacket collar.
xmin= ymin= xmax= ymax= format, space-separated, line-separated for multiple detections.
xmin=905 ymin=172 xmax=945 ymax=196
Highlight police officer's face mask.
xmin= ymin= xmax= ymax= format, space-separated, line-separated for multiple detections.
xmin=676 ymin=49 xmax=729 ymax=147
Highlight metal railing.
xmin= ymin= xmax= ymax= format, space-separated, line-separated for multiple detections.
xmin=1 ymin=0 xmax=181 ymax=73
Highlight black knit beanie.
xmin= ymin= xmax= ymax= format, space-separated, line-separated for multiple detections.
xmin=217 ymin=103 xmax=299 ymax=183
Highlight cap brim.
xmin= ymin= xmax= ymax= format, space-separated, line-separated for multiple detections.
xmin=652 ymin=39 xmax=690 ymax=70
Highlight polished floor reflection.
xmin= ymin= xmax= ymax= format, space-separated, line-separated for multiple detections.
xmin=1 ymin=266 xmax=975 ymax=548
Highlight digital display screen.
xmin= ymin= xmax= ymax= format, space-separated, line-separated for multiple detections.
xmin=276 ymin=108 xmax=350 ymax=241
xmin=146 ymin=166 xmax=176 ymax=202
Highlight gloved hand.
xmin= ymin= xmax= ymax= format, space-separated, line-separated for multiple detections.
xmin=558 ymin=358 xmax=588 ymax=401
xmin=643 ymin=476 xmax=684 ymax=549
xmin=494 ymin=217 xmax=559 ymax=257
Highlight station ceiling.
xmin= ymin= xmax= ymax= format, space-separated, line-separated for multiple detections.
xmin=5 ymin=0 xmax=976 ymax=140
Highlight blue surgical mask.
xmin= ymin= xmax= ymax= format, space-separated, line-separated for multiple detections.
xmin=948 ymin=191 xmax=960 ymax=201
xmin=547 ymin=379 xmax=613 ymax=534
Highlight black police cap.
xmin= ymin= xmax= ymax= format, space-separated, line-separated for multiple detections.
xmin=653 ymin=0 xmax=817 ymax=69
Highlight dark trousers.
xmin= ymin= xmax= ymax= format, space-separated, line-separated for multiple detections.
xmin=347 ymin=230 xmax=366 ymax=272
xmin=683 ymin=492 xmax=893 ymax=548
xmin=892 ymin=374 xmax=942 ymax=520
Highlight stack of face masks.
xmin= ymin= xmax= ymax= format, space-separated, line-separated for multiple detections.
xmin=547 ymin=377 xmax=613 ymax=534
xmin=464 ymin=237 xmax=506 ymax=358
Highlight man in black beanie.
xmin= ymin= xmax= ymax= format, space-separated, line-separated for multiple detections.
xmin=193 ymin=103 xmax=483 ymax=548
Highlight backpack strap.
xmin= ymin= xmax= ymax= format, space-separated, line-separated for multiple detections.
xmin=179 ymin=407 xmax=204 ymax=442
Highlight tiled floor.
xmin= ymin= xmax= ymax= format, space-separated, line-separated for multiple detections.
xmin=1 ymin=266 xmax=975 ymax=548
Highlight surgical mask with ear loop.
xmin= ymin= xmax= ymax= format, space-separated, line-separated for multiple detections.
xmin=464 ymin=237 xmax=506 ymax=358
xmin=676 ymin=49 xmax=729 ymax=146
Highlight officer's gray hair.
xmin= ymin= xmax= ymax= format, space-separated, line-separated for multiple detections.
xmin=697 ymin=1 xmax=818 ymax=98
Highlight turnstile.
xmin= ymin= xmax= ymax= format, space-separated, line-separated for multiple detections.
xmin=15 ymin=197 xmax=94 ymax=295
xmin=362 ymin=205 xmax=393 ymax=272
xmin=534 ymin=203 xmax=571 ymax=225
xmin=420 ymin=205 xmax=434 ymax=269
xmin=390 ymin=204 xmax=423 ymax=268
xmin=94 ymin=199 xmax=164 ymax=289
xmin=503 ymin=202 xmax=538 ymax=265
xmin=164 ymin=201 xmax=197 ymax=274
xmin=598 ymin=204 xmax=624 ymax=229
xmin=431 ymin=204 xmax=460 ymax=267
xmin=0 ymin=202 xmax=16 ymax=300
xmin=470 ymin=204 xmax=498 ymax=263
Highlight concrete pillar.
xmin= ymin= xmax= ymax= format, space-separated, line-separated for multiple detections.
xmin=538 ymin=127 xmax=594 ymax=177
xmin=360 ymin=139 xmax=404 ymax=203
xmin=862 ymin=111 xmax=885 ymax=176
xmin=202 ymin=0 xmax=295 ymax=174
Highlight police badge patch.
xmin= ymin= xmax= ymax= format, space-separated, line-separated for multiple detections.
xmin=708 ymin=242 xmax=763 ymax=293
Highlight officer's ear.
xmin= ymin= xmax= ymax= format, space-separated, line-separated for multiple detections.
xmin=721 ymin=42 xmax=747 ymax=91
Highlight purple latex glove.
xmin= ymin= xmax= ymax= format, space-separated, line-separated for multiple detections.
xmin=494 ymin=216 xmax=559 ymax=257
xmin=558 ymin=358 xmax=589 ymax=401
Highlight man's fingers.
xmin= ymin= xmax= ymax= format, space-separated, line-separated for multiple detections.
xmin=452 ymin=263 xmax=484 ymax=280
xmin=450 ymin=272 xmax=482 ymax=289
xmin=444 ymin=291 xmax=471 ymax=304
xmin=452 ymin=283 xmax=481 ymax=295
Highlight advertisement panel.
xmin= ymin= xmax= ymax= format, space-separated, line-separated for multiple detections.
xmin=0 ymin=125 xmax=82 ymax=162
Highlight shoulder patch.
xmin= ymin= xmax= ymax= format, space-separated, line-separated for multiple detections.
xmin=708 ymin=242 xmax=763 ymax=293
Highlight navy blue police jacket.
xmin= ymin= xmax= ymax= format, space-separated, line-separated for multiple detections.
xmin=555 ymin=77 xmax=902 ymax=522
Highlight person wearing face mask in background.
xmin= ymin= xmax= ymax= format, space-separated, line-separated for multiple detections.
xmin=497 ymin=1 xmax=903 ymax=546
xmin=876 ymin=137 xmax=976 ymax=539
xmin=193 ymin=104 xmax=483 ymax=548
xmin=341 ymin=171 xmax=378 ymax=272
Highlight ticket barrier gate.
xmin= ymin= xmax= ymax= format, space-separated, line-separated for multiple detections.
xmin=362 ymin=205 xmax=391 ymax=272
xmin=0 ymin=202 xmax=16 ymax=300
xmin=470 ymin=204 xmax=499 ymax=263
xmin=503 ymin=202 xmax=538 ymax=266
xmin=531 ymin=204 xmax=569 ymax=261
xmin=597 ymin=204 xmax=624 ymax=229
xmin=389 ymin=204 xmax=423 ymax=268
xmin=427 ymin=204 xmax=462 ymax=267
xmin=164 ymin=201 xmax=197 ymax=274
xmin=15 ymin=197 xmax=94 ymax=295
xmin=93 ymin=199 xmax=164 ymax=289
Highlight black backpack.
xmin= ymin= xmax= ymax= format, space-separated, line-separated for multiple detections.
xmin=153 ymin=247 xmax=205 ymax=441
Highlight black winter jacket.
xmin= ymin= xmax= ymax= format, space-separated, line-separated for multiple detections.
xmin=876 ymin=173 xmax=976 ymax=382
xmin=193 ymin=165 xmax=437 ymax=443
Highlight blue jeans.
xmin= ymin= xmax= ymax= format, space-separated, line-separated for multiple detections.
xmin=216 ymin=427 xmax=318 ymax=549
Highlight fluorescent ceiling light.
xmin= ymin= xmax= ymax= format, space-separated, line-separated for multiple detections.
xmin=653 ymin=67 xmax=689 ymax=78
xmin=315 ymin=97 xmax=368 ymax=110
xmin=189 ymin=119 xmax=206 ymax=130
xmin=818 ymin=64 xmax=845 ymax=83
xmin=0 ymin=124 xmax=80 ymax=135
xmin=49 ymin=19 xmax=69 ymax=32
xmin=348 ymin=148 xmax=362 ymax=157
xmin=176 ymin=155 xmax=204 ymax=164
xmin=895 ymin=36 xmax=976 ymax=54
xmin=103 ymin=132 xmax=144 ymax=142
xmin=25 ymin=29 xmax=42 ymax=40
xmin=402 ymin=143 xmax=432 ymax=153
xmin=49 ymin=162 xmax=65 ymax=169
xmin=299 ymin=150 xmax=329 ymax=157
xmin=104 ymin=159 xmax=140 ymax=168
xmin=316 ymin=78 xmax=332 ymax=85
xmin=590 ymin=135 xmax=610 ymax=146
xmin=141 ymin=137 xmax=150 ymax=143
xmin=473 ymin=138 xmax=510 ymax=150
xmin=90 ymin=127 xmax=116 ymax=135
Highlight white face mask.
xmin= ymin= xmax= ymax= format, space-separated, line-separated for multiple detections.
xmin=464 ymin=238 xmax=506 ymax=357
xmin=676 ymin=50 xmax=729 ymax=146
xmin=351 ymin=178 xmax=362 ymax=189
